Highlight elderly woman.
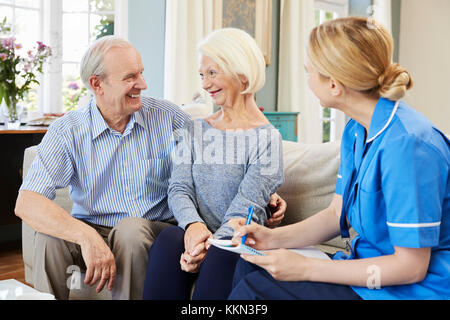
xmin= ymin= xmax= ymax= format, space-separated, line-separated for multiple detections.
xmin=142 ymin=28 xmax=285 ymax=300
xmin=229 ymin=17 xmax=450 ymax=300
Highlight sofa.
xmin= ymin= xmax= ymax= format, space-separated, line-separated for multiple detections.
xmin=21 ymin=104 xmax=350 ymax=299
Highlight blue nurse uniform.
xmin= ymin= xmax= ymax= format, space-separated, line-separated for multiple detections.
xmin=230 ymin=98 xmax=450 ymax=300
xmin=334 ymin=97 xmax=450 ymax=299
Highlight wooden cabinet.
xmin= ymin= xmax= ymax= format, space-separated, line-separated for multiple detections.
xmin=0 ymin=126 xmax=47 ymax=244
xmin=263 ymin=112 xmax=299 ymax=142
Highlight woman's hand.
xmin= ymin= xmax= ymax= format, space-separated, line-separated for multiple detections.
xmin=229 ymin=218 xmax=275 ymax=250
xmin=240 ymin=249 xmax=311 ymax=282
xmin=265 ymin=193 xmax=287 ymax=228
xmin=180 ymin=241 xmax=208 ymax=273
xmin=181 ymin=222 xmax=212 ymax=273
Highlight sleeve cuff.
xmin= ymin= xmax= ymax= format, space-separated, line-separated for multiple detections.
xmin=387 ymin=222 xmax=441 ymax=247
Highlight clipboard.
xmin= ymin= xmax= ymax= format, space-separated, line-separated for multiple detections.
xmin=209 ymin=239 xmax=332 ymax=260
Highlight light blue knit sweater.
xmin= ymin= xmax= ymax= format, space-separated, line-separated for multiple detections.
xmin=168 ymin=119 xmax=284 ymax=239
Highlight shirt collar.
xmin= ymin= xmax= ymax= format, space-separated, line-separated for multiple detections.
xmin=134 ymin=109 xmax=145 ymax=130
xmin=366 ymin=97 xmax=399 ymax=143
xmin=90 ymin=98 xmax=146 ymax=140
xmin=90 ymin=97 xmax=110 ymax=140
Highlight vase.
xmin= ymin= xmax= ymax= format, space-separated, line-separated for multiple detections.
xmin=1 ymin=100 xmax=24 ymax=129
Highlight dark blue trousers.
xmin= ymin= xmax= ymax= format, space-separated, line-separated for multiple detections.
xmin=229 ymin=257 xmax=362 ymax=300
xmin=142 ymin=226 xmax=240 ymax=300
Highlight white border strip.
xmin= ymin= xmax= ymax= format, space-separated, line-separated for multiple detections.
xmin=387 ymin=221 xmax=441 ymax=228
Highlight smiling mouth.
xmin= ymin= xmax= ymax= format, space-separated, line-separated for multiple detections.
xmin=127 ymin=94 xmax=140 ymax=98
xmin=209 ymin=89 xmax=222 ymax=97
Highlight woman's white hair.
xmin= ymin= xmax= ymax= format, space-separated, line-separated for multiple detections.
xmin=197 ymin=28 xmax=266 ymax=95
xmin=80 ymin=35 xmax=132 ymax=92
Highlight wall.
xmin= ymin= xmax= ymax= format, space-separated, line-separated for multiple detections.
xmin=399 ymin=0 xmax=450 ymax=134
xmin=255 ymin=0 xmax=280 ymax=111
xmin=391 ymin=0 xmax=401 ymax=62
xmin=128 ymin=0 xmax=166 ymax=99
xmin=349 ymin=0 xmax=370 ymax=16
xmin=126 ymin=0 xmax=407 ymax=115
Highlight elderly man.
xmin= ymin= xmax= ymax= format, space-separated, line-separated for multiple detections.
xmin=15 ymin=36 xmax=191 ymax=300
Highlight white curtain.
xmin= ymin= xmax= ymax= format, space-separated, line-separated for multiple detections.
xmin=277 ymin=0 xmax=320 ymax=143
xmin=164 ymin=0 xmax=216 ymax=108
xmin=114 ymin=0 xmax=129 ymax=40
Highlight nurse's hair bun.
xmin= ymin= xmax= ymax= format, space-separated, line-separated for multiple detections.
xmin=378 ymin=63 xmax=413 ymax=101
xmin=307 ymin=17 xmax=414 ymax=101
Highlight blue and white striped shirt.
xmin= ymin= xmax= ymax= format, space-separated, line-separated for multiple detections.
xmin=20 ymin=96 xmax=191 ymax=227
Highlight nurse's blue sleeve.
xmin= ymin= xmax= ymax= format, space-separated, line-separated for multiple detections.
xmin=381 ymin=135 xmax=447 ymax=248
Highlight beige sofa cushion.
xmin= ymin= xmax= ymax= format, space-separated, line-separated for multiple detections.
xmin=278 ymin=140 xmax=347 ymax=249
xmin=278 ymin=140 xmax=340 ymax=225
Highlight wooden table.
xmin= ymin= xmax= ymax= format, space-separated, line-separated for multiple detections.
xmin=0 ymin=125 xmax=48 ymax=244
xmin=0 ymin=126 xmax=48 ymax=134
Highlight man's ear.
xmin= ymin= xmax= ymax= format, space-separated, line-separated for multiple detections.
xmin=89 ymin=75 xmax=103 ymax=95
xmin=329 ymin=77 xmax=343 ymax=97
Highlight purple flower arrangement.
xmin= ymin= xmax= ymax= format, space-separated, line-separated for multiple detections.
xmin=0 ymin=17 xmax=52 ymax=120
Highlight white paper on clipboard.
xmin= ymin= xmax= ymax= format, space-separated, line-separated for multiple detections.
xmin=209 ymin=239 xmax=331 ymax=260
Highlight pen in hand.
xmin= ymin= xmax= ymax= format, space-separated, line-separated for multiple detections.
xmin=241 ymin=206 xmax=254 ymax=245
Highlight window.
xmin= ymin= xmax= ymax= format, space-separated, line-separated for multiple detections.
xmin=1 ymin=0 xmax=120 ymax=115
xmin=0 ymin=0 xmax=43 ymax=111
xmin=61 ymin=0 xmax=115 ymax=111
xmin=314 ymin=0 xmax=348 ymax=143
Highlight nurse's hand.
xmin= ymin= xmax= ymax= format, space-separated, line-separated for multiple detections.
xmin=229 ymin=218 xmax=275 ymax=250
xmin=240 ymin=249 xmax=311 ymax=282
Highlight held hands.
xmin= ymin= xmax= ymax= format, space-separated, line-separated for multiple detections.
xmin=181 ymin=222 xmax=212 ymax=273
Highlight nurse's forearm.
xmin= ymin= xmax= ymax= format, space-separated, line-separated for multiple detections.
xmin=306 ymin=246 xmax=431 ymax=287
xmin=272 ymin=194 xmax=342 ymax=249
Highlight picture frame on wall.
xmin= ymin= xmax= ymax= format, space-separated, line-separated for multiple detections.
xmin=212 ymin=0 xmax=273 ymax=65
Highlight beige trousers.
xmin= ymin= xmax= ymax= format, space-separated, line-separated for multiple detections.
xmin=32 ymin=217 xmax=176 ymax=300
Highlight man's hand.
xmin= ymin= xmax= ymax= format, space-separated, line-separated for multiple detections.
xmin=265 ymin=193 xmax=287 ymax=227
xmin=80 ymin=231 xmax=117 ymax=293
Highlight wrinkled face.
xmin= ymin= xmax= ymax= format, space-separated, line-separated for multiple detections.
xmin=198 ymin=54 xmax=244 ymax=108
xmin=97 ymin=46 xmax=147 ymax=116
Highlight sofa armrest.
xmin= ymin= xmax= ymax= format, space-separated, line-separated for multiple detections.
xmin=21 ymin=146 xmax=74 ymax=285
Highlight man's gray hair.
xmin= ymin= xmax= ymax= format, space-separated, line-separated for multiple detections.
xmin=80 ymin=35 xmax=131 ymax=92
